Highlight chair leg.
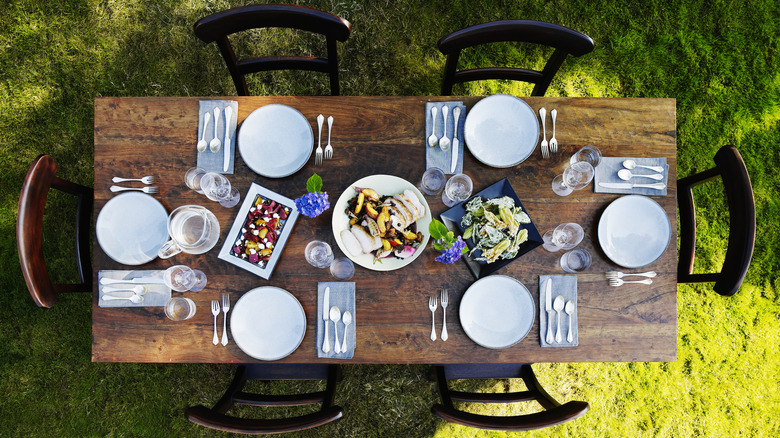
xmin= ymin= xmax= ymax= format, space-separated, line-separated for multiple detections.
xmin=213 ymin=365 xmax=248 ymax=414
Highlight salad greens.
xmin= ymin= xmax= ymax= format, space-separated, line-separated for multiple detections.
xmin=461 ymin=196 xmax=531 ymax=263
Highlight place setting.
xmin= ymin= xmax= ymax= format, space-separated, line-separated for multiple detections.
xmin=594 ymin=156 xmax=669 ymax=195
xmin=425 ymin=101 xmax=466 ymax=174
xmin=196 ymin=100 xmax=238 ymax=174
xmin=317 ymin=283 xmax=356 ymax=359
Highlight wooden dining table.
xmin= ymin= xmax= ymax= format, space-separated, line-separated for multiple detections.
xmin=92 ymin=95 xmax=677 ymax=364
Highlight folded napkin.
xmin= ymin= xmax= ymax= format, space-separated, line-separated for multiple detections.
xmin=594 ymin=157 xmax=669 ymax=196
xmin=317 ymin=282 xmax=356 ymax=359
xmin=196 ymin=100 xmax=238 ymax=174
xmin=539 ymin=275 xmax=578 ymax=347
xmin=425 ymin=101 xmax=465 ymax=174
xmin=97 ymin=270 xmax=171 ymax=308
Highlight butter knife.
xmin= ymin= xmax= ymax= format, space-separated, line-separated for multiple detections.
xmin=450 ymin=106 xmax=461 ymax=173
xmin=544 ymin=278 xmax=554 ymax=344
xmin=100 ymin=277 xmax=165 ymax=285
xmin=223 ymin=106 xmax=232 ymax=172
xmin=598 ymin=182 xmax=666 ymax=190
xmin=322 ymin=287 xmax=331 ymax=354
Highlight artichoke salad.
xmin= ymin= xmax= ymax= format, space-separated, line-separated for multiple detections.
xmin=461 ymin=196 xmax=531 ymax=263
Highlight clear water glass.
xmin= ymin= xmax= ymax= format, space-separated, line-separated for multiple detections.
xmin=200 ymin=172 xmax=233 ymax=202
xmin=552 ymin=223 xmax=584 ymax=250
xmin=184 ymin=167 xmax=206 ymax=194
xmin=330 ymin=256 xmax=355 ymax=280
xmin=420 ymin=167 xmax=446 ymax=196
xmin=552 ymin=161 xmax=595 ymax=196
xmin=560 ymin=248 xmax=591 ymax=273
xmin=164 ymin=265 xmax=207 ymax=292
xmin=570 ymin=145 xmax=602 ymax=167
xmin=219 ymin=187 xmax=241 ymax=208
xmin=305 ymin=240 xmax=334 ymax=268
xmin=164 ymin=297 xmax=197 ymax=321
xmin=442 ymin=173 xmax=473 ymax=207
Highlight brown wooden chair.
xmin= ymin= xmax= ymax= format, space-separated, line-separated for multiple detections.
xmin=432 ymin=364 xmax=588 ymax=431
xmin=17 ymin=154 xmax=93 ymax=308
xmin=678 ymin=145 xmax=755 ymax=296
xmin=437 ymin=20 xmax=595 ymax=96
xmin=186 ymin=364 xmax=344 ymax=434
xmin=193 ymin=4 xmax=352 ymax=96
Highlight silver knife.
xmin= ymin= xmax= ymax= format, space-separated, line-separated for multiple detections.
xmin=322 ymin=287 xmax=331 ymax=354
xmin=223 ymin=106 xmax=232 ymax=172
xmin=544 ymin=278 xmax=554 ymax=344
xmin=599 ymin=182 xmax=666 ymax=190
xmin=450 ymin=106 xmax=461 ymax=173
xmin=100 ymin=277 xmax=165 ymax=285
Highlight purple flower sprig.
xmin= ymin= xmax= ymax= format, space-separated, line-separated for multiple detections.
xmin=429 ymin=218 xmax=468 ymax=265
xmin=294 ymin=174 xmax=330 ymax=218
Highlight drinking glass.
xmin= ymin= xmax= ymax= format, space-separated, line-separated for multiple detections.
xmin=158 ymin=205 xmax=221 ymax=259
xmin=305 ymin=240 xmax=334 ymax=268
xmin=219 ymin=187 xmax=241 ymax=208
xmin=552 ymin=161 xmax=595 ymax=196
xmin=164 ymin=297 xmax=197 ymax=321
xmin=560 ymin=248 xmax=591 ymax=273
xmin=330 ymin=256 xmax=355 ymax=280
xmin=570 ymin=145 xmax=602 ymax=167
xmin=164 ymin=265 xmax=207 ymax=292
xmin=420 ymin=167 xmax=446 ymax=196
xmin=184 ymin=167 xmax=206 ymax=194
xmin=542 ymin=223 xmax=584 ymax=252
xmin=442 ymin=173 xmax=473 ymax=207
xmin=200 ymin=172 xmax=232 ymax=201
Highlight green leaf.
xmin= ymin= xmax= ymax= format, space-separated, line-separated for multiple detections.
xmin=428 ymin=219 xmax=449 ymax=239
xmin=306 ymin=174 xmax=323 ymax=193
xmin=432 ymin=242 xmax=445 ymax=251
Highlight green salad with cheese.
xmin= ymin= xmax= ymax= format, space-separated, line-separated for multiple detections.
xmin=461 ymin=196 xmax=531 ymax=263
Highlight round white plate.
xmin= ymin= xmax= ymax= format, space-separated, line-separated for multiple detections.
xmin=598 ymin=195 xmax=671 ymax=268
xmin=464 ymin=94 xmax=540 ymax=168
xmin=459 ymin=275 xmax=535 ymax=349
xmin=332 ymin=175 xmax=431 ymax=271
xmin=237 ymin=104 xmax=314 ymax=178
xmin=230 ymin=287 xmax=306 ymax=361
xmin=95 ymin=192 xmax=169 ymax=265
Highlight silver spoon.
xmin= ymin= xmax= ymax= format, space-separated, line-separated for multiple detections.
xmin=565 ymin=301 xmax=575 ymax=342
xmin=427 ymin=106 xmax=438 ymax=148
xmin=102 ymin=285 xmax=147 ymax=296
xmin=341 ymin=310 xmax=352 ymax=353
xmin=623 ymin=159 xmax=664 ymax=173
xmin=209 ymin=107 xmax=221 ymax=152
xmin=553 ymin=296 xmax=565 ymax=343
xmin=197 ymin=111 xmax=210 ymax=152
xmin=330 ymin=306 xmax=342 ymax=354
xmin=102 ymin=294 xmax=144 ymax=304
xmin=439 ymin=105 xmax=451 ymax=151
xmin=617 ymin=169 xmax=664 ymax=181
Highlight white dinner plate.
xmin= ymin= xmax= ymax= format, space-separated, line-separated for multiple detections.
xmin=237 ymin=104 xmax=313 ymax=178
xmin=598 ymin=195 xmax=671 ymax=268
xmin=459 ymin=275 xmax=535 ymax=349
xmin=464 ymin=94 xmax=539 ymax=168
xmin=332 ymin=175 xmax=431 ymax=271
xmin=95 ymin=192 xmax=169 ymax=265
xmin=230 ymin=287 xmax=306 ymax=361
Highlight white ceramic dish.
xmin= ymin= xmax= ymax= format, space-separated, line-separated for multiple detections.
xmin=459 ymin=275 xmax=535 ymax=349
xmin=598 ymin=195 xmax=671 ymax=268
xmin=463 ymin=94 xmax=539 ymax=168
xmin=230 ymin=287 xmax=306 ymax=361
xmin=237 ymin=104 xmax=313 ymax=178
xmin=95 ymin=192 xmax=169 ymax=265
xmin=332 ymin=175 xmax=431 ymax=271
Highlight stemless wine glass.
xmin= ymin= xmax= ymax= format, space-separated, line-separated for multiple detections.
xmin=184 ymin=167 xmax=207 ymax=194
xmin=330 ymin=256 xmax=355 ymax=280
xmin=163 ymin=265 xmax=208 ymax=292
xmin=552 ymin=161 xmax=595 ymax=196
xmin=570 ymin=145 xmax=602 ymax=167
xmin=442 ymin=173 xmax=473 ymax=207
xmin=542 ymin=223 xmax=585 ymax=252
xmin=560 ymin=248 xmax=591 ymax=273
xmin=200 ymin=172 xmax=241 ymax=207
xmin=305 ymin=240 xmax=334 ymax=268
xmin=164 ymin=297 xmax=197 ymax=321
xmin=420 ymin=167 xmax=446 ymax=196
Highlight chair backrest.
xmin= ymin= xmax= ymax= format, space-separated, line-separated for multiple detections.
xmin=193 ymin=4 xmax=352 ymax=96
xmin=677 ymin=145 xmax=755 ymax=296
xmin=432 ymin=364 xmax=588 ymax=431
xmin=17 ymin=154 xmax=93 ymax=308
xmin=437 ymin=20 xmax=594 ymax=96
xmin=186 ymin=364 xmax=343 ymax=434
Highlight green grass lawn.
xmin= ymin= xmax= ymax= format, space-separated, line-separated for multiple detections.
xmin=1 ymin=0 xmax=778 ymax=436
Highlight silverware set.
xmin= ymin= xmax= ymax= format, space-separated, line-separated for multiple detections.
xmin=428 ymin=105 xmax=462 ymax=172
xmin=428 ymin=289 xmax=449 ymax=341
xmin=321 ymin=287 xmax=351 ymax=355
xmin=110 ymin=175 xmax=158 ymax=193
xmin=543 ymin=279 xmax=574 ymax=344
xmin=606 ymin=270 xmax=656 ymax=286
xmin=539 ymin=107 xmax=558 ymax=159
xmin=315 ymin=114 xmax=335 ymax=165
xmin=598 ymin=159 xmax=667 ymax=191
xmin=210 ymin=293 xmax=231 ymax=346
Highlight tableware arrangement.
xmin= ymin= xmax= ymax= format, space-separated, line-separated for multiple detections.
xmin=221 ymin=293 xmax=230 ymax=346
xmin=539 ymin=275 xmax=578 ymax=347
xmin=163 ymin=265 xmax=207 ymax=292
xmin=231 ymin=287 xmax=306 ymax=360
xmin=96 ymin=192 xmax=169 ymax=265
xmin=440 ymin=289 xmax=449 ymax=341
xmin=197 ymin=100 xmax=237 ymax=174
xmin=539 ymin=107 xmax=549 ymax=159
xmin=112 ymin=176 xmax=155 ymax=185
xmin=598 ymin=195 xmax=671 ymax=268
xmin=594 ymin=157 xmax=669 ymax=195
xmin=560 ymin=248 xmax=591 ymax=273
xmin=324 ymin=115 xmax=334 ymax=160
xmin=552 ymin=161 xmax=595 ymax=196
xmin=460 ymin=275 xmax=534 ymax=349
xmin=317 ymin=282 xmax=356 ymax=359
xmin=605 ymin=270 xmax=657 ymax=279
xmin=238 ymin=104 xmax=313 ymax=178
xmin=609 ymin=278 xmax=653 ymax=286
xmin=464 ymin=94 xmax=539 ymax=168
xmin=549 ymin=109 xmax=558 ymax=153
xmin=428 ymin=295 xmax=438 ymax=341
xmin=441 ymin=173 xmax=473 ymax=207
xmin=218 ymin=183 xmax=300 ymax=279
xmin=425 ymin=101 xmax=466 ymax=174
xmin=98 ymin=270 xmax=172 ymax=308
xmin=420 ymin=166 xmax=446 ymax=196
xmin=158 ymin=205 xmax=221 ymax=259
xmin=165 ymin=297 xmax=197 ymax=321
xmin=570 ymin=144 xmax=602 ymax=167
xmin=542 ymin=223 xmax=584 ymax=252
xmin=109 ymin=185 xmax=159 ymax=194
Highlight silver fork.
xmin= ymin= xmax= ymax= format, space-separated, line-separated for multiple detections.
xmin=110 ymin=185 xmax=158 ymax=194
xmin=112 ymin=176 xmax=155 ymax=185
xmin=609 ymin=278 xmax=653 ymax=287
xmin=428 ymin=296 xmax=438 ymax=341
xmin=606 ymin=270 xmax=657 ymax=279
xmin=211 ymin=300 xmax=220 ymax=345
xmin=315 ymin=114 xmax=324 ymax=165
xmin=440 ymin=289 xmax=449 ymax=341
xmin=324 ymin=116 xmax=333 ymax=160
xmin=549 ymin=109 xmax=558 ymax=153
xmin=221 ymin=293 xmax=230 ymax=346
xmin=539 ymin=107 xmax=549 ymax=159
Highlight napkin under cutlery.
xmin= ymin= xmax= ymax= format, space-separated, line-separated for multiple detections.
xmin=594 ymin=157 xmax=669 ymax=196
xmin=97 ymin=270 xmax=171 ymax=308
xmin=317 ymin=282 xmax=356 ymax=359
xmin=538 ymin=275 xmax=578 ymax=347
xmin=196 ymin=100 xmax=238 ymax=174
xmin=425 ymin=101 xmax=465 ymax=174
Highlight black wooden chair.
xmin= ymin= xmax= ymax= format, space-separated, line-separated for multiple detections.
xmin=432 ymin=364 xmax=588 ymax=431
xmin=678 ymin=145 xmax=755 ymax=296
xmin=186 ymin=364 xmax=343 ymax=434
xmin=17 ymin=154 xmax=93 ymax=308
xmin=437 ymin=20 xmax=595 ymax=96
xmin=194 ymin=4 xmax=352 ymax=96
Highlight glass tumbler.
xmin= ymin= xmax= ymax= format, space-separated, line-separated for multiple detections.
xmin=305 ymin=240 xmax=335 ymax=268
xmin=570 ymin=145 xmax=602 ymax=167
xmin=420 ymin=167 xmax=446 ymax=196
xmin=552 ymin=161 xmax=595 ymax=196
xmin=164 ymin=297 xmax=197 ymax=321
xmin=560 ymin=249 xmax=591 ymax=273
xmin=164 ymin=265 xmax=207 ymax=292
xmin=184 ymin=167 xmax=207 ymax=194
xmin=442 ymin=173 xmax=473 ymax=207
xmin=330 ymin=256 xmax=355 ymax=280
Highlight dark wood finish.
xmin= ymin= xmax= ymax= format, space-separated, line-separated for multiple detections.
xmin=186 ymin=364 xmax=343 ymax=434
xmin=677 ymin=145 xmax=755 ymax=296
xmin=437 ymin=20 xmax=595 ymax=96
xmin=432 ymin=364 xmax=588 ymax=431
xmin=194 ymin=4 xmax=352 ymax=96
xmin=17 ymin=154 xmax=93 ymax=308
xmin=92 ymin=96 xmax=677 ymax=363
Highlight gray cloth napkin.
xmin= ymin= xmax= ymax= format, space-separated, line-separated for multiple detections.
xmin=594 ymin=157 xmax=668 ymax=196
xmin=196 ymin=100 xmax=238 ymax=174
xmin=425 ymin=101 xmax=465 ymax=174
xmin=317 ymin=282 xmax=356 ymax=359
xmin=97 ymin=270 xmax=171 ymax=308
xmin=538 ymin=275 xmax=578 ymax=347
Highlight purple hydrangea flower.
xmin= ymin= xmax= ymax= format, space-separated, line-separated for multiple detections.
xmin=295 ymin=192 xmax=330 ymax=218
xmin=435 ymin=236 xmax=466 ymax=264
